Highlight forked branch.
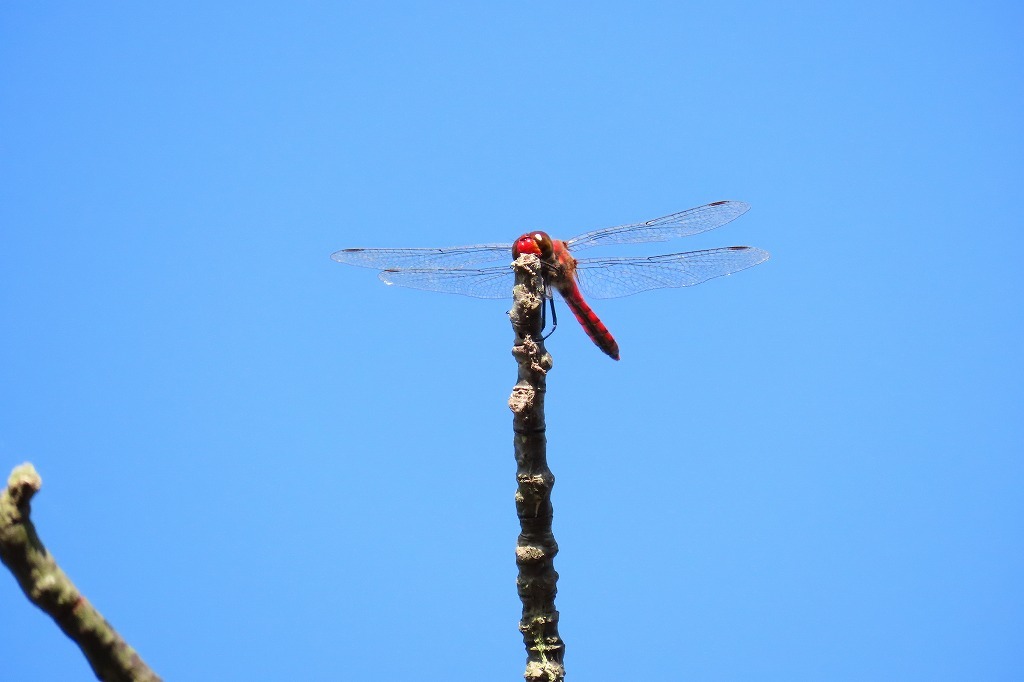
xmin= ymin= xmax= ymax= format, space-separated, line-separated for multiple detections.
xmin=508 ymin=254 xmax=564 ymax=682
xmin=0 ymin=463 xmax=162 ymax=682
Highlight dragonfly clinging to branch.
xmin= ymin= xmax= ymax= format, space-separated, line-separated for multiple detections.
xmin=331 ymin=200 xmax=769 ymax=360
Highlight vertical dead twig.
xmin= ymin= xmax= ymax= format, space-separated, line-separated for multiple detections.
xmin=508 ymin=254 xmax=564 ymax=682
xmin=0 ymin=463 xmax=162 ymax=682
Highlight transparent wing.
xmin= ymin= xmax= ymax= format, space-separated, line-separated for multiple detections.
xmin=574 ymin=246 xmax=770 ymax=299
xmin=566 ymin=200 xmax=750 ymax=251
xmin=376 ymin=266 xmax=516 ymax=299
xmin=330 ymin=243 xmax=512 ymax=269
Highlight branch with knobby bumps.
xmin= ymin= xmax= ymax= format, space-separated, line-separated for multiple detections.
xmin=509 ymin=253 xmax=565 ymax=682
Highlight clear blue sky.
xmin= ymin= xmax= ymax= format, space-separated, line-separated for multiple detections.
xmin=2 ymin=3 xmax=1021 ymax=680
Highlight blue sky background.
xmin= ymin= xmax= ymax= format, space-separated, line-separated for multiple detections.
xmin=2 ymin=3 xmax=1021 ymax=680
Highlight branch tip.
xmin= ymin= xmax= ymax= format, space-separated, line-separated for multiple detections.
xmin=6 ymin=463 xmax=42 ymax=507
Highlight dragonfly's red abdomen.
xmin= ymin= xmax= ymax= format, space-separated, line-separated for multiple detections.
xmin=560 ymin=283 xmax=620 ymax=361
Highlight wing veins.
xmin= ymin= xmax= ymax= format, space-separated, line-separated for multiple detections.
xmin=574 ymin=246 xmax=770 ymax=299
xmin=330 ymin=243 xmax=511 ymax=269
xmin=376 ymin=264 xmax=515 ymax=299
xmin=566 ymin=200 xmax=751 ymax=251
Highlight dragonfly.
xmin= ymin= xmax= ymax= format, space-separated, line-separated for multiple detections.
xmin=331 ymin=200 xmax=769 ymax=360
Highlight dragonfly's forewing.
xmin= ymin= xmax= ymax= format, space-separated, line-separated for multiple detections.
xmin=377 ymin=266 xmax=515 ymax=299
xmin=573 ymin=246 xmax=769 ymax=299
xmin=330 ymin=243 xmax=512 ymax=270
xmin=566 ymin=200 xmax=750 ymax=251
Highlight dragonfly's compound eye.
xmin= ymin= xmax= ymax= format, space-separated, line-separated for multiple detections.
xmin=530 ymin=232 xmax=553 ymax=258
xmin=513 ymin=231 xmax=553 ymax=259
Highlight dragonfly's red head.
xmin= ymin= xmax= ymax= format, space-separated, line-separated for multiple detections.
xmin=512 ymin=231 xmax=554 ymax=259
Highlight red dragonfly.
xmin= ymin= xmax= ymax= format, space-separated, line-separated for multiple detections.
xmin=331 ymin=200 xmax=768 ymax=360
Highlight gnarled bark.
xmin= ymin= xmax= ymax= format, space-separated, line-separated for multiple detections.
xmin=508 ymin=254 xmax=564 ymax=682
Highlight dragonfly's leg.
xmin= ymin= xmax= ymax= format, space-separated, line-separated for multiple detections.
xmin=542 ymin=293 xmax=558 ymax=340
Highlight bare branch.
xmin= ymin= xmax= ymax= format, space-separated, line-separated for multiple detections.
xmin=508 ymin=255 xmax=564 ymax=682
xmin=0 ymin=463 xmax=162 ymax=682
